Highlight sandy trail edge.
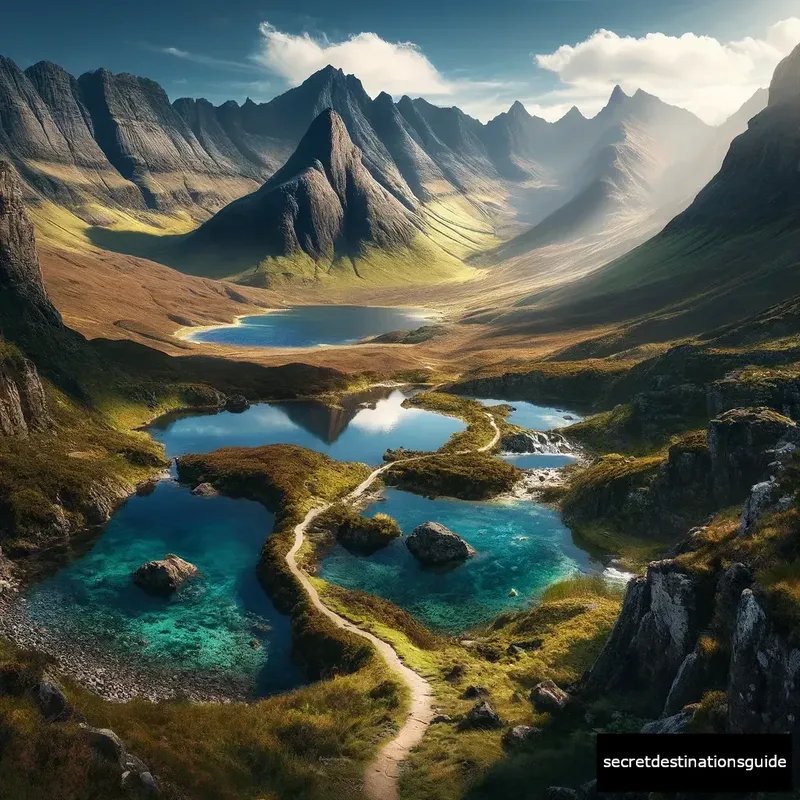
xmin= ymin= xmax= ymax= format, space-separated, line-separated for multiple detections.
xmin=286 ymin=413 xmax=500 ymax=800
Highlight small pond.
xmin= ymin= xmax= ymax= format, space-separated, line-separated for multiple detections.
xmin=318 ymin=488 xmax=594 ymax=632
xmin=18 ymin=480 xmax=300 ymax=698
xmin=466 ymin=397 xmax=584 ymax=430
xmin=184 ymin=306 xmax=438 ymax=348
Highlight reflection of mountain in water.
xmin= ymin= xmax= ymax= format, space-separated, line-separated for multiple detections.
xmin=274 ymin=386 xmax=400 ymax=445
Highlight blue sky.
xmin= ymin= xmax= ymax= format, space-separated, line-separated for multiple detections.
xmin=2 ymin=0 xmax=799 ymax=122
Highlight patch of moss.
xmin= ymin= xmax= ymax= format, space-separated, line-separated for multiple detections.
xmin=314 ymin=504 xmax=402 ymax=555
xmin=386 ymin=453 xmax=521 ymax=501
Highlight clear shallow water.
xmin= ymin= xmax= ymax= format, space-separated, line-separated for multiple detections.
xmin=187 ymin=305 xmax=437 ymax=348
xmin=466 ymin=397 xmax=584 ymax=430
xmin=20 ymin=481 xmax=300 ymax=697
xmin=150 ymin=389 xmax=465 ymax=465
xmin=502 ymin=453 xmax=579 ymax=469
xmin=319 ymin=489 xmax=592 ymax=632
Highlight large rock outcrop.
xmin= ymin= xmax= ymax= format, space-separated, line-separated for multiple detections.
xmin=0 ymin=349 xmax=50 ymax=436
xmin=727 ymin=590 xmax=800 ymax=734
xmin=406 ymin=521 xmax=475 ymax=565
xmin=0 ymin=161 xmax=63 ymax=336
xmin=708 ymin=407 xmax=800 ymax=506
xmin=132 ymin=554 xmax=198 ymax=595
xmin=584 ymin=559 xmax=707 ymax=709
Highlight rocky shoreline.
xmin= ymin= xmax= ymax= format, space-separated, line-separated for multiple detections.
xmin=0 ymin=589 xmax=254 ymax=704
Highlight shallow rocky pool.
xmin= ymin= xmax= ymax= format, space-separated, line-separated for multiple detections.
xmin=319 ymin=488 xmax=593 ymax=632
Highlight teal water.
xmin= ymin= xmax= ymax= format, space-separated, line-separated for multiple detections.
xmin=501 ymin=453 xmax=579 ymax=469
xmin=150 ymin=389 xmax=465 ymax=465
xmin=318 ymin=489 xmax=592 ymax=632
xmin=20 ymin=480 xmax=300 ymax=697
xmin=466 ymin=397 xmax=584 ymax=430
xmin=187 ymin=306 xmax=437 ymax=348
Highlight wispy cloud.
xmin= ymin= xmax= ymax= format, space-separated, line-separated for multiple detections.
xmin=146 ymin=44 xmax=261 ymax=74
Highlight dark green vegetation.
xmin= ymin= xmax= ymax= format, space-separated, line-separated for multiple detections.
xmin=314 ymin=504 xmax=402 ymax=554
xmin=403 ymin=391 xmax=513 ymax=452
xmin=386 ymin=453 xmax=521 ymax=501
xmin=318 ymin=576 xmax=620 ymax=800
xmin=0 ymin=637 xmax=405 ymax=800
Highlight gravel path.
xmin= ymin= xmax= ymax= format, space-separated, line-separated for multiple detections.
xmin=287 ymin=413 xmax=500 ymax=800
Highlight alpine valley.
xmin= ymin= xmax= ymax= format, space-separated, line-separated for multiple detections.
xmin=1 ymin=20 xmax=800 ymax=800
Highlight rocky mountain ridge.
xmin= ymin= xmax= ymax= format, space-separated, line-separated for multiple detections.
xmin=186 ymin=109 xmax=418 ymax=269
xmin=0 ymin=53 xmax=751 ymax=251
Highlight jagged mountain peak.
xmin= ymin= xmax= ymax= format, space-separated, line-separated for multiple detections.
xmin=608 ymin=84 xmax=628 ymax=105
xmin=557 ymin=105 xmax=586 ymax=124
xmin=508 ymin=100 xmax=530 ymax=117
xmin=769 ymin=42 xmax=800 ymax=107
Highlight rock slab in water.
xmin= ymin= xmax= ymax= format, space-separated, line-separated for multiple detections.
xmin=132 ymin=554 xmax=198 ymax=595
xmin=406 ymin=522 xmax=475 ymax=565
xmin=225 ymin=394 xmax=251 ymax=413
xmin=191 ymin=482 xmax=218 ymax=497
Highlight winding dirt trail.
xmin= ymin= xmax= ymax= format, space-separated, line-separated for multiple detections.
xmin=286 ymin=413 xmax=500 ymax=800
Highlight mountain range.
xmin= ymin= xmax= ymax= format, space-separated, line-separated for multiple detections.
xmin=0 ymin=53 xmax=770 ymax=284
xmin=522 ymin=42 xmax=800 ymax=344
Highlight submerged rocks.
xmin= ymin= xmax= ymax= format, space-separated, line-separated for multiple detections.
xmin=406 ymin=522 xmax=475 ymax=565
xmin=132 ymin=554 xmax=198 ymax=595
xmin=225 ymin=394 xmax=250 ymax=413
xmin=191 ymin=482 xmax=218 ymax=497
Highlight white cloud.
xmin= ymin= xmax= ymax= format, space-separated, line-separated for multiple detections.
xmin=253 ymin=22 xmax=453 ymax=97
xmin=534 ymin=18 xmax=800 ymax=123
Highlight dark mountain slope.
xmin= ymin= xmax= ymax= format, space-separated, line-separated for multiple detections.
xmin=77 ymin=69 xmax=259 ymax=213
xmin=183 ymin=109 xmax=419 ymax=280
xmin=528 ymin=43 xmax=800 ymax=340
xmin=482 ymin=101 xmax=550 ymax=181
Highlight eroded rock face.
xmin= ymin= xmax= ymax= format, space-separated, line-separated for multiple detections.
xmin=132 ymin=554 xmax=198 ymax=595
xmin=584 ymin=560 xmax=704 ymax=709
xmin=0 ymin=353 xmax=51 ymax=436
xmin=406 ymin=521 xmax=475 ymax=565
xmin=641 ymin=707 xmax=694 ymax=734
xmin=708 ymin=408 xmax=800 ymax=506
xmin=728 ymin=589 xmax=800 ymax=734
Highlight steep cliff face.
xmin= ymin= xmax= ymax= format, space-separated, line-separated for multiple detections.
xmin=0 ymin=349 xmax=50 ymax=436
xmin=0 ymin=161 xmax=63 ymax=339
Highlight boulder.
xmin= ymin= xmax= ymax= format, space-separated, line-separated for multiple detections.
xmin=36 ymin=675 xmax=70 ymax=721
xmin=463 ymin=700 xmax=503 ymax=729
xmin=463 ymin=685 xmax=489 ymax=699
xmin=135 ymin=478 xmax=159 ymax=497
xmin=530 ymin=679 xmax=570 ymax=713
xmin=132 ymin=554 xmax=198 ymax=595
xmin=225 ymin=394 xmax=251 ymax=413
xmin=641 ymin=707 xmax=694 ymax=734
xmin=191 ymin=482 xmax=218 ymax=497
xmin=739 ymin=479 xmax=779 ymax=533
xmin=406 ymin=522 xmax=475 ymax=565
xmin=502 ymin=725 xmax=541 ymax=747
xmin=81 ymin=725 xmax=126 ymax=762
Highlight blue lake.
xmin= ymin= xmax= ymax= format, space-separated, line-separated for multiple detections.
xmin=319 ymin=488 xmax=592 ymax=632
xmin=502 ymin=453 xmax=579 ymax=469
xmin=467 ymin=397 xmax=584 ymax=430
xmin=150 ymin=389 xmax=465 ymax=465
xmin=186 ymin=305 xmax=438 ymax=348
xmin=20 ymin=481 xmax=300 ymax=697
